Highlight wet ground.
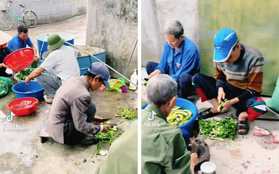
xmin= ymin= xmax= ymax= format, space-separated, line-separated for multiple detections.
xmin=0 ymin=15 xmax=138 ymax=174
xmin=141 ymin=66 xmax=279 ymax=174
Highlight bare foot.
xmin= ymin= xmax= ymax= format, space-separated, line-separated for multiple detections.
xmin=46 ymin=98 xmax=53 ymax=104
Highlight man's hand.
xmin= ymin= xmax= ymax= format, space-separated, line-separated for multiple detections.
xmin=147 ymin=69 xmax=162 ymax=80
xmin=217 ymin=87 xmax=226 ymax=104
xmin=25 ymin=76 xmax=31 ymax=85
xmin=34 ymin=55 xmax=40 ymax=62
xmin=190 ymin=153 xmax=198 ymax=174
xmin=102 ymin=125 xmax=110 ymax=133
xmin=221 ymin=100 xmax=233 ymax=113
xmin=0 ymin=63 xmax=7 ymax=68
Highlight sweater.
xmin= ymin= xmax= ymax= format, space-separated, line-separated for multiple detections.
xmin=214 ymin=44 xmax=264 ymax=102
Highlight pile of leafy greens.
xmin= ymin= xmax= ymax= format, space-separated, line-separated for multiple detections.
xmin=199 ymin=117 xmax=237 ymax=142
xmin=115 ymin=106 xmax=137 ymax=120
xmin=15 ymin=69 xmax=32 ymax=80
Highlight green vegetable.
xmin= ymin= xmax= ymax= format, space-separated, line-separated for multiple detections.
xmin=217 ymin=99 xmax=228 ymax=112
xmin=115 ymin=106 xmax=138 ymax=120
xmin=167 ymin=106 xmax=192 ymax=126
xmin=94 ymin=127 xmax=121 ymax=157
xmin=96 ymin=127 xmax=120 ymax=143
xmin=199 ymin=117 xmax=237 ymax=141
xmin=83 ymin=159 xmax=87 ymax=163
xmin=75 ymin=162 xmax=81 ymax=166
xmin=141 ymin=101 xmax=147 ymax=106
xmin=16 ymin=69 xmax=33 ymax=81
xmin=143 ymin=81 xmax=147 ymax=86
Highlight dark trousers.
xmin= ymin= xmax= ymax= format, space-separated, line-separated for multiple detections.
xmin=63 ymin=103 xmax=96 ymax=145
xmin=192 ymin=73 xmax=267 ymax=121
xmin=146 ymin=61 xmax=195 ymax=98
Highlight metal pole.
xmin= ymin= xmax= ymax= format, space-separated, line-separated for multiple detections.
xmin=66 ymin=42 xmax=138 ymax=88
xmin=124 ymin=38 xmax=138 ymax=77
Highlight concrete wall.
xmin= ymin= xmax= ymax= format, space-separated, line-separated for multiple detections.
xmin=141 ymin=0 xmax=199 ymax=66
xmin=86 ymin=0 xmax=138 ymax=79
xmin=199 ymin=0 xmax=279 ymax=95
xmin=0 ymin=0 xmax=87 ymax=24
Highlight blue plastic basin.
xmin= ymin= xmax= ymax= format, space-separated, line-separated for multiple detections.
xmin=37 ymin=32 xmax=75 ymax=60
xmin=12 ymin=81 xmax=44 ymax=99
xmin=141 ymin=98 xmax=198 ymax=133
xmin=77 ymin=46 xmax=106 ymax=76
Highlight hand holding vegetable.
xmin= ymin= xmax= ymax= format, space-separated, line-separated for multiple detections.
xmin=102 ymin=125 xmax=110 ymax=133
xmin=217 ymin=87 xmax=226 ymax=104
xmin=220 ymin=100 xmax=232 ymax=113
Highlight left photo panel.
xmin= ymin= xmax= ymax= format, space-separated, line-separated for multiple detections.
xmin=0 ymin=0 xmax=139 ymax=173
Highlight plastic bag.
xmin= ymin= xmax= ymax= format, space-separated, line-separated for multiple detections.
xmin=106 ymin=78 xmax=126 ymax=93
xmin=267 ymin=76 xmax=279 ymax=113
xmin=0 ymin=77 xmax=13 ymax=97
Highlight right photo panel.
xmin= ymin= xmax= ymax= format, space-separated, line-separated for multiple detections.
xmin=141 ymin=0 xmax=279 ymax=174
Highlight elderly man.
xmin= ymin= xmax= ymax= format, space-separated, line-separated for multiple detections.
xmin=7 ymin=25 xmax=39 ymax=62
xmin=142 ymin=74 xmax=198 ymax=174
xmin=46 ymin=62 xmax=111 ymax=145
xmin=145 ymin=20 xmax=201 ymax=99
xmin=192 ymin=28 xmax=267 ymax=135
xmin=25 ymin=34 xmax=81 ymax=104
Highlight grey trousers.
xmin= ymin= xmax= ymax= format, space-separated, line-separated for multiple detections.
xmin=36 ymin=73 xmax=62 ymax=98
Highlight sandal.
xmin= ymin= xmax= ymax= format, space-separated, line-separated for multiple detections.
xmin=237 ymin=119 xmax=249 ymax=135
xmin=198 ymin=108 xmax=219 ymax=119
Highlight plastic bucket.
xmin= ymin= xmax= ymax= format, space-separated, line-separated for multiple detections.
xmin=141 ymin=98 xmax=198 ymax=133
xmin=75 ymin=45 xmax=106 ymax=76
xmin=12 ymin=81 xmax=44 ymax=99
xmin=37 ymin=32 xmax=75 ymax=60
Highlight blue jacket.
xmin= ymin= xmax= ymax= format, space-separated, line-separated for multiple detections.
xmin=156 ymin=38 xmax=201 ymax=80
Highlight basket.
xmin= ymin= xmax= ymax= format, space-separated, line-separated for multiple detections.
xmin=7 ymin=97 xmax=39 ymax=116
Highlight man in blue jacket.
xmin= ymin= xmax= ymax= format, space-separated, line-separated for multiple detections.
xmin=145 ymin=20 xmax=201 ymax=99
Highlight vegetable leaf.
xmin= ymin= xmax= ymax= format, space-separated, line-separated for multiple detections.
xmin=199 ymin=117 xmax=237 ymax=141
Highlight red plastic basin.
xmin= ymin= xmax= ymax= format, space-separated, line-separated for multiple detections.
xmin=4 ymin=48 xmax=34 ymax=72
xmin=7 ymin=97 xmax=39 ymax=116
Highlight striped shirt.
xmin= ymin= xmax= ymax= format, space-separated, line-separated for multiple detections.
xmin=214 ymin=44 xmax=264 ymax=101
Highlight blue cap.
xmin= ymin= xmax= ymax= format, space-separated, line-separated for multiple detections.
xmin=88 ymin=62 xmax=111 ymax=89
xmin=213 ymin=28 xmax=238 ymax=62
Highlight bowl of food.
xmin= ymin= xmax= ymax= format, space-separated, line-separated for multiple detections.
xmin=141 ymin=98 xmax=198 ymax=133
xmin=14 ymin=68 xmax=35 ymax=83
xmin=200 ymin=161 xmax=216 ymax=174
